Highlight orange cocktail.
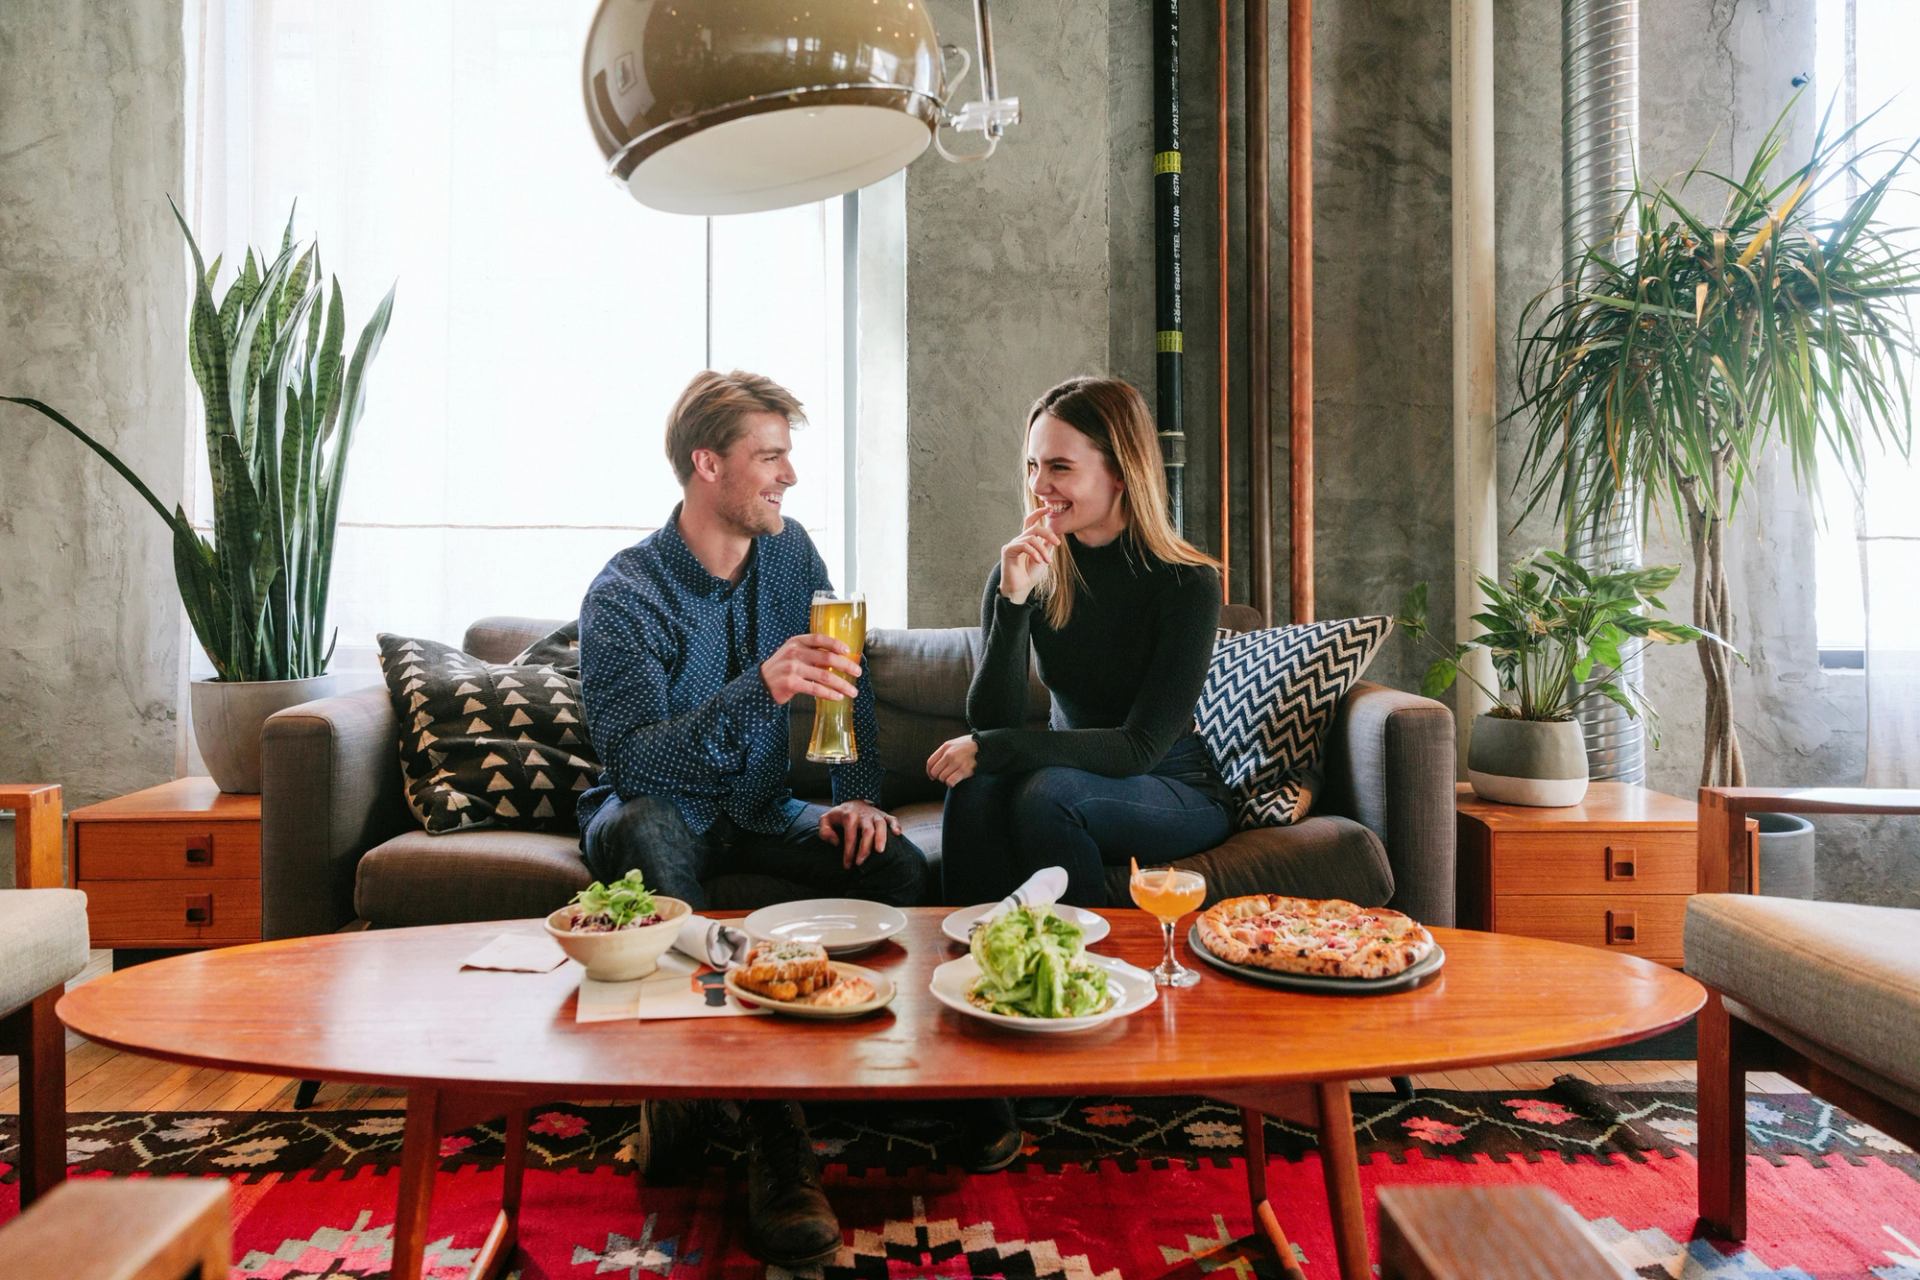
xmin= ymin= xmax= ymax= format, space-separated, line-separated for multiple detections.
xmin=1129 ymin=861 xmax=1205 ymax=987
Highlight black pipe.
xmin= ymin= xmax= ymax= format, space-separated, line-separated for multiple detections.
xmin=1153 ymin=0 xmax=1186 ymax=531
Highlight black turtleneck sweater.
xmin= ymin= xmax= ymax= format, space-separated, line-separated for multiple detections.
xmin=967 ymin=534 xmax=1221 ymax=777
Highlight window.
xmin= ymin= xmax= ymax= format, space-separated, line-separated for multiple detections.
xmin=184 ymin=0 xmax=851 ymax=670
xmin=1813 ymin=0 xmax=1920 ymax=667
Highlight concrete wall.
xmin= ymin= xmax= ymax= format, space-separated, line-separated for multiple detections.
xmin=1105 ymin=2 xmax=1458 ymax=700
xmin=905 ymin=0 xmax=1113 ymax=627
xmin=0 ymin=2 xmax=186 ymax=845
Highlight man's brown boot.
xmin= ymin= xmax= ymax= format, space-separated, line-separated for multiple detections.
xmin=742 ymin=1100 xmax=841 ymax=1267
xmin=633 ymin=1099 xmax=722 ymax=1184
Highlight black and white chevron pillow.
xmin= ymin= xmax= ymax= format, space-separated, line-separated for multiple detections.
xmin=1194 ymin=617 xmax=1393 ymax=827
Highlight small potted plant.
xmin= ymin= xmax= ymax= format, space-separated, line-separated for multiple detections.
xmin=1396 ymin=551 xmax=1733 ymax=807
xmin=545 ymin=870 xmax=690 ymax=980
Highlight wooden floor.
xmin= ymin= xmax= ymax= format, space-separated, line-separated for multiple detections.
xmin=0 ymin=951 xmax=1811 ymax=1116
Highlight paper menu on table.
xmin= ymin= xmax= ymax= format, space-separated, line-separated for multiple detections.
xmin=574 ymin=950 xmax=767 ymax=1023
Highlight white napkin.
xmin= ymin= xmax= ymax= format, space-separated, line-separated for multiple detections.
xmin=461 ymin=932 xmax=569 ymax=972
xmin=972 ymin=866 xmax=1069 ymax=934
xmin=674 ymin=913 xmax=754 ymax=968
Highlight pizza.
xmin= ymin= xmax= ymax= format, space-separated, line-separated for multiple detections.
xmin=1196 ymin=895 xmax=1435 ymax=979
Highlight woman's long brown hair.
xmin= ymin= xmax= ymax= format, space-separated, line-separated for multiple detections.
xmin=1024 ymin=376 xmax=1217 ymax=629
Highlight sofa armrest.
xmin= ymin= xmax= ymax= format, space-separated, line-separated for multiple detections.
xmin=260 ymin=684 xmax=411 ymax=939
xmin=1320 ymin=681 xmax=1457 ymax=927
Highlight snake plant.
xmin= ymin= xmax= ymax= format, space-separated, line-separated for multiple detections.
xmin=3 ymin=203 xmax=394 ymax=682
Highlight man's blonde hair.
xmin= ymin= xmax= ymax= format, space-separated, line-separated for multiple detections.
xmin=665 ymin=369 xmax=805 ymax=484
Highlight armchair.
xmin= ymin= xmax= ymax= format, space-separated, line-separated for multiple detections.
xmin=0 ymin=782 xmax=90 ymax=1207
xmin=1688 ymin=786 xmax=1920 ymax=1240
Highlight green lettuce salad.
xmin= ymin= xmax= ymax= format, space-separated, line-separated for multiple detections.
xmin=968 ymin=905 xmax=1112 ymax=1018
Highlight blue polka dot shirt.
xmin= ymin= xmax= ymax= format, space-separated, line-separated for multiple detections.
xmin=576 ymin=505 xmax=883 ymax=836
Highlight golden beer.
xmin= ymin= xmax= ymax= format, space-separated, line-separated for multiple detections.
xmin=804 ymin=591 xmax=867 ymax=763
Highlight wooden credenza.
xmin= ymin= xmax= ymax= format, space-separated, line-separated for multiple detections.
xmin=1455 ymin=782 xmax=1718 ymax=968
xmin=68 ymin=777 xmax=261 ymax=963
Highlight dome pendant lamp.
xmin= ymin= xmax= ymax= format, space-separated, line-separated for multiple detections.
xmin=583 ymin=0 xmax=1019 ymax=216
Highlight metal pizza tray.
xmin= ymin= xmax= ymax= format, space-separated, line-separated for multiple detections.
xmin=1185 ymin=922 xmax=1446 ymax=995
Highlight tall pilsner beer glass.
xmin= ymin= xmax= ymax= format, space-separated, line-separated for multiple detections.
xmin=804 ymin=590 xmax=867 ymax=763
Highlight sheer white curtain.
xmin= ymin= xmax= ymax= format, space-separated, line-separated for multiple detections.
xmin=1817 ymin=0 xmax=1920 ymax=784
xmin=184 ymin=0 xmax=848 ymax=672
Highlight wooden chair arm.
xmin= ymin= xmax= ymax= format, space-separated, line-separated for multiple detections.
xmin=0 ymin=1178 xmax=229 ymax=1280
xmin=0 ymin=783 xmax=63 ymax=890
xmin=1698 ymin=786 xmax=1920 ymax=894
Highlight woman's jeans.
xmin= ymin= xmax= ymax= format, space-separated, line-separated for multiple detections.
xmin=939 ymin=736 xmax=1233 ymax=907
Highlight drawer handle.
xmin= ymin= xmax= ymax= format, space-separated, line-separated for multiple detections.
xmin=185 ymin=836 xmax=213 ymax=867
xmin=1606 ymin=846 xmax=1637 ymax=881
xmin=185 ymin=894 xmax=213 ymax=926
xmin=1607 ymin=909 xmax=1638 ymax=945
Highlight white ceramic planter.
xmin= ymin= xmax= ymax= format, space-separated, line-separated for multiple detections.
xmin=190 ymin=674 xmax=346 ymax=794
xmin=1466 ymin=713 xmax=1590 ymax=807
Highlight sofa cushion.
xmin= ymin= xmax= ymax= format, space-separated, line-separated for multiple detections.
xmin=1195 ymin=617 xmax=1394 ymax=827
xmin=376 ymin=627 xmax=598 ymax=835
xmin=1685 ymin=894 xmax=1920 ymax=1097
xmin=0 ymin=889 xmax=90 ymax=1017
xmin=1100 ymin=815 xmax=1395 ymax=908
xmin=356 ymin=828 xmax=591 ymax=927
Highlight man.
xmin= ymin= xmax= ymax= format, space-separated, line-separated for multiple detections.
xmin=576 ymin=369 xmax=927 ymax=1267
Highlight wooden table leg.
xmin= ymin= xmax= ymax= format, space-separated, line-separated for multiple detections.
xmin=393 ymin=1089 xmax=526 ymax=1280
xmin=392 ymin=1087 xmax=443 ymax=1280
xmin=473 ymin=1109 xmax=528 ymax=1272
xmin=1315 ymin=1082 xmax=1369 ymax=1280
xmin=1241 ymin=1107 xmax=1309 ymax=1280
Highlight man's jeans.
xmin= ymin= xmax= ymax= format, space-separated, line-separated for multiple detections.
xmin=581 ymin=793 xmax=928 ymax=909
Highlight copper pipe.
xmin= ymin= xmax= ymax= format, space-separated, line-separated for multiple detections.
xmin=1218 ymin=0 xmax=1232 ymax=602
xmin=1247 ymin=0 xmax=1273 ymax=624
xmin=1288 ymin=0 xmax=1313 ymax=623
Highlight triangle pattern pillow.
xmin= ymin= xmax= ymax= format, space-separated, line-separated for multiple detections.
xmin=1193 ymin=616 xmax=1393 ymax=828
xmin=377 ymin=623 xmax=599 ymax=834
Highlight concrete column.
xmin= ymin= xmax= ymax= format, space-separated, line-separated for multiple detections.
xmin=1453 ymin=0 xmax=1499 ymax=770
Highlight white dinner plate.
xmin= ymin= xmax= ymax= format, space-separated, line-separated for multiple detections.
xmin=723 ymin=961 xmax=896 ymax=1019
xmin=742 ymin=899 xmax=909 ymax=956
xmin=929 ymin=953 xmax=1157 ymax=1033
xmin=939 ymin=902 xmax=1112 ymax=947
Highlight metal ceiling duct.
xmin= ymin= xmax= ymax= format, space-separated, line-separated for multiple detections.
xmin=1561 ymin=0 xmax=1645 ymax=783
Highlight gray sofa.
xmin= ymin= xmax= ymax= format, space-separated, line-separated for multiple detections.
xmin=260 ymin=614 xmax=1456 ymax=939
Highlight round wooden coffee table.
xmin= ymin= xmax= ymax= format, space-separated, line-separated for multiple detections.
xmin=59 ymin=910 xmax=1703 ymax=1280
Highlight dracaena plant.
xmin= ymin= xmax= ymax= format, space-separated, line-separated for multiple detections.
xmin=1510 ymin=97 xmax=1920 ymax=785
xmin=3 ymin=202 xmax=395 ymax=682
xmin=1395 ymin=551 xmax=1731 ymax=741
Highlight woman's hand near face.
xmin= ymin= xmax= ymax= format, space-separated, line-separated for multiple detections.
xmin=926 ymin=734 xmax=981 ymax=787
xmin=998 ymin=507 xmax=1062 ymax=605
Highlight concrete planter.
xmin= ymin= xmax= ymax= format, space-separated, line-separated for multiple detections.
xmin=1466 ymin=714 xmax=1590 ymax=807
xmin=190 ymin=674 xmax=345 ymax=793
xmin=1753 ymin=811 xmax=1817 ymax=898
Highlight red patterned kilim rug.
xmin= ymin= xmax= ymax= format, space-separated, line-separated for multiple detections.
xmin=3 ymin=1083 xmax=1916 ymax=1278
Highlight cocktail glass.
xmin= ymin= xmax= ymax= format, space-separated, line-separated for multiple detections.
xmin=1128 ymin=864 xmax=1206 ymax=987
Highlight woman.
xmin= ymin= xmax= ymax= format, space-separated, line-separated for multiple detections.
xmin=929 ymin=376 xmax=1230 ymax=909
